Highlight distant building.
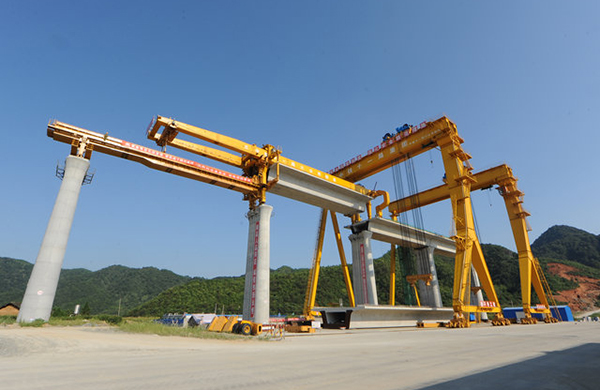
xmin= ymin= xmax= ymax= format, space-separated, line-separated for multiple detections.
xmin=0 ymin=303 xmax=20 ymax=316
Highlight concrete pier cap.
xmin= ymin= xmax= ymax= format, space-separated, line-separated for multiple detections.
xmin=18 ymin=155 xmax=90 ymax=323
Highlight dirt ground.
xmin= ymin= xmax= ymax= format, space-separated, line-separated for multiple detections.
xmin=1 ymin=322 xmax=599 ymax=389
xmin=548 ymin=263 xmax=600 ymax=313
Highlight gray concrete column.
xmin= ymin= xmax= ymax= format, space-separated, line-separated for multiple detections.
xmin=415 ymin=246 xmax=443 ymax=308
xmin=471 ymin=267 xmax=489 ymax=321
xmin=18 ymin=156 xmax=90 ymax=323
xmin=243 ymin=204 xmax=273 ymax=324
xmin=349 ymin=230 xmax=378 ymax=305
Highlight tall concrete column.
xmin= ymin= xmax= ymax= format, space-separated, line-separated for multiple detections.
xmin=415 ymin=246 xmax=443 ymax=308
xmin=18 ymin=156 xmax=90 ymax=323
xmin=243 ymin=204 xmax=273 ymax=324
xmin=349 ymin=230 xmax=378 ymax=305
xmin=471 ymin=267 xmax=489 ymax=321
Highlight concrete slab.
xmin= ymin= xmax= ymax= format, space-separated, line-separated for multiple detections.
xmin=317 ymin=304 xmax=455 ymax=329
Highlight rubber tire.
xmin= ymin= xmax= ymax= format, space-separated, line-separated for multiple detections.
xmin=240 ymin=323 xmax=252 ymax=336
xmin=232 ymin=323 xmax=241 ymax=334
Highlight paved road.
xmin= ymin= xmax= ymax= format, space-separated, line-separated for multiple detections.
xmin=1 ymin=322 xmax=599 ymax=389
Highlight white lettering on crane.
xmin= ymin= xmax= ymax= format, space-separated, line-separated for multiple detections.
xmin=329 ymin=119 xmax=429 ymax=174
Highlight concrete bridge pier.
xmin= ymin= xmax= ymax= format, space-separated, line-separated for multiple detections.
xmin=349 ymin=230 xmax=378 ymax=305
xmin=471 ymin=267 xmax=489 ymax=321
xmin=243 ymin=204 xmax=273 ymax=324
xmin=415 ymin=246 xmax=443 ymax=308
xmin=18 ymin=156 xmax=90 ymax=323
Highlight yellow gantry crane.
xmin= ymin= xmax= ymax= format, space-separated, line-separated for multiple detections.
xmin=305 ymin=117 xmax=510 ymax=327
xmin=389 ymin=164 xmax=558 ymax=323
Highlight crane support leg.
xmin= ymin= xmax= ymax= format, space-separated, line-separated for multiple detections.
xmin=330 ymin=211 xmax=355 ymax=307
xmin=243 ymin=204 xmax=273 ymax=324
xmin=303 ymin=209 xmax=327 ymax=318
xmin=349 ymin=230 xmax=378 ymax=305
xmin=500 ymin=183 xmax=555 ymax=323
xmin=18 ymin=156 xmax=91 ymax=323
xmin=439 ymin=135 xmax=506 ymax=327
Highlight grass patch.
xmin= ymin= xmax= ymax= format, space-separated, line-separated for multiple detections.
xmin=47 ymin=316 xmax=110 ymax=326
xmin=117 ymin=318 xmax=250 ymax=340
xmin=0 ymin=315 xmax=17 ymax=325
xmin=19 ymin=319 xmax=46 ymax=327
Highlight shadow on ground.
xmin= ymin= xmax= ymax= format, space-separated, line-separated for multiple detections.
xmin=421 ymin=343 xmax=600 ymax=390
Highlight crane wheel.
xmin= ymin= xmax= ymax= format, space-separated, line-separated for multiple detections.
xmin=232 ymin=323 xmax=241 ymax=333
xmin=240 ymin=323 xmax=252 ymax=336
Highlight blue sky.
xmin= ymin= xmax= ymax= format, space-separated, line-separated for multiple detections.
xmin=1 ymin=1 xmax=598 ymax=278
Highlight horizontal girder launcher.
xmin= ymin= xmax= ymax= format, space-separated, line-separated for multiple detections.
xmin=47 ymin=120 xmax=259 ymax=194
xmin=147 ymin=116 xmax=372 ymax=214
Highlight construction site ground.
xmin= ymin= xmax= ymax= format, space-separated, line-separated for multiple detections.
xmin=1 ymin=322 xmax=599 ymax=389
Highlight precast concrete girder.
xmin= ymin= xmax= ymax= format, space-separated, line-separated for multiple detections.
xmin=267 ymin=164 xmax=371 ymax=216
xmin=347 ymin=217 xmax=456 ymax=258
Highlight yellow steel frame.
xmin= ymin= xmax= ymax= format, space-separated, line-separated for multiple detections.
xmin=330 ymin=117 xmax=508 ymax=327
xmin=47 ymin=121 xmax=259 ymax=195
xmin=302 ymin=209 xmax=356 ymax=318
xmin=148 ymin=116 xmax=369 ymax=208
xmin=389 ymin=164 xmax=556 ymax=323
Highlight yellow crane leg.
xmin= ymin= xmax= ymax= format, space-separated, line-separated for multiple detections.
xmin=303 ymin=209 xmax=327 ymax=318
xmin=412 ymin=283 xmax=421 ymax=307
xmin=330 ymin=211 xmax=355 ymax=307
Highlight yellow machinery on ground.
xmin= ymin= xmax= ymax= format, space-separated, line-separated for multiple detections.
xmin=389 ymin=164 xmax=559 ymax=323
xmin=208 ymin=316 xmax=262 ymax=336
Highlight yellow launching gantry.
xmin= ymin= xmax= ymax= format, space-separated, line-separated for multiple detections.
xmin=146 ymin=116 xmax=372 ymax=212
xmin=320 ymin=116 xmax=512 ymax=327
xmin=389 ymin=164 xmax=559 ymax=324
xmin=48 ymin=116 xmax=372 ymax=214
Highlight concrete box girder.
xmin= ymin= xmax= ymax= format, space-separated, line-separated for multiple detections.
xmin=267 ymin=164 xmax=371 ymax=215
xmin=347 ymin=217 xmax=456 ymax=258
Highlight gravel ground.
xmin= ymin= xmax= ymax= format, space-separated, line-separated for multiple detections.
xmin=1 ymin=322 xmax=599 ymax=389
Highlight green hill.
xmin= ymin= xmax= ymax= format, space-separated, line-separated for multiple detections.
xmin=532 ymin=225 xmax=600 ymax=268
xmin=128 ymin=241 xmax=580 ymax=316
xmin=0 ymin=257 xmax=191 ymax=315
xmin=3 ymin=224 xmax=597 ymax=317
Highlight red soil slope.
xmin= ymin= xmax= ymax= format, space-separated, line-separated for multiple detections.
xmin=547 ymin=263 xmax=600 ymax=313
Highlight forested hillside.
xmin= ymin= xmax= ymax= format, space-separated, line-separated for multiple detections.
xmin=0 ymin=258 xmax=190 ymax=314
xmin=532 ymin=225 xmax=600 ymax=268
xmin=2 ymin=224 xmax=598 ymax=317
xmin=128 ymin=242 xmax=582 ymax=316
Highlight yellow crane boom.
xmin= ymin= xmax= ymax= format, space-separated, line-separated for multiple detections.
xmin=47 ymin=120 xmax=259 ymax=194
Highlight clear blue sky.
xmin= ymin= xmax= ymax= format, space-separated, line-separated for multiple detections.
xmin=2 ymin=1 xmax=598 ymax=278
